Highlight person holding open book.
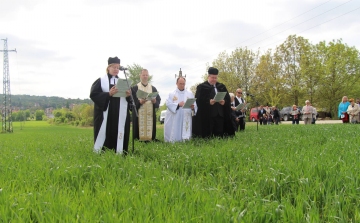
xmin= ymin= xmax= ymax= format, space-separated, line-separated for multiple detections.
xmin=192 ymin=67 xmax=235 ymax=138
xmin=234 ymin=88 xmax=246 ymax=131
xmin=131 ymin=69 xmax=161 ymax=142
xmin=90 ymin=56 xmax=131 ymax=154
xmin=164 ymin=77 xmax=195 ymax=142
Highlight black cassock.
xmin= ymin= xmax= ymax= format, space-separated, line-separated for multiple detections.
xmin=131 ymin=84 xmax=161 ymax=141
xmin=90 ymin=75 xmax=131 ymax=153
xmin=192 ymin=81 xmax=235 ymax=138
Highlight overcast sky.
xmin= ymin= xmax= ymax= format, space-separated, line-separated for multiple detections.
xmin=1 ymin=0 xmax=359 ymax=104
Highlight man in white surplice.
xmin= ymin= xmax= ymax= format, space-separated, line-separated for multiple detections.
xmin=164 ymin=77 xmax=196 ymax=142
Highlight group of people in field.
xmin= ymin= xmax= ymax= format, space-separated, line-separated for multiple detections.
xmin=90 ymin=57 xmax=238 ymax=154
xmin=338 ymin=96 xmax=360 ymax=124
xmin=287 ymin=101 xmax=317 ymax=125
xmin=89 ymin=57 xmax=359 ymax=154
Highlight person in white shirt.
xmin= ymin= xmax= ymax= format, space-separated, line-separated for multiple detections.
xmin=164 ymin=77 xmax=195 ymax=142
xmin=301 ymin=100 xmax=314 ymax=125
xmin=347 ymin=98 xmax=360 ymax=124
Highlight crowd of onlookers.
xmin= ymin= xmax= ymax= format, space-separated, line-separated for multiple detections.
xmin=256 ymin=105 xmax=280 ymax=125
xmin=338 ymin=96 xmax=360 ymax=124
xmin=254 ymin=101 xmax=317 ymax=125
xmin=249 ymin=96 xmax=360 ymax=125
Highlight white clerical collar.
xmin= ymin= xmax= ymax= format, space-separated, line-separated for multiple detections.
xmin=110 ymin=76 xmax=117 ymax=85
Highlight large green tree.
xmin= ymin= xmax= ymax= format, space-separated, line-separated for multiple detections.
xmin=211 ymin=48 xmax=258 ymax=94
xmin=316 ymin=39 xmax=360 ymax=117
xmin=275 ymin=35 xmax=310 ymax=106
xmin=253 ymin=49 xmax=285 ymax=107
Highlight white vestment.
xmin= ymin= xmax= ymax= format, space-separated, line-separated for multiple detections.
xmin=164 ymin=89 xmax=195 ymax=142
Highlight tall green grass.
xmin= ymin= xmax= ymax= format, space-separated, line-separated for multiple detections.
xmin=1 ymin=121 xmax=359 ymax=222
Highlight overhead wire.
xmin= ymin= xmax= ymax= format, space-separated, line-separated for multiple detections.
xmin=182 ymin=0 xmax=357 ymax=76
xmin=244 ymin=0 xmax=355 ymax=50
xmin=260 ymin=5 xmax=360 ymax=49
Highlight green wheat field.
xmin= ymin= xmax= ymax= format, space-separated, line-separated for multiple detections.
xmin=1 ymin=121 xmax=360 ymax=222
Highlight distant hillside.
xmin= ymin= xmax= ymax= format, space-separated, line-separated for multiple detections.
xmin=0 ymin=94 xmax=92 ymax=110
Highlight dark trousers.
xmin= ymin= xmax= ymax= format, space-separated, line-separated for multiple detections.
xmin=237 ymin=117 xmax=245 ymax=131
xmin=259 ymin=117 xmax=267 ymax=125
xmin=292 ymin=119 xmax=299 ymax=124
xmin=273 ymin=117 xmax=279 ymax=125
xmin=210 ymin=115 xmax=224 ymax=137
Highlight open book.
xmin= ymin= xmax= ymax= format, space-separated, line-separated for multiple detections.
xmin=136 ymin=89 xmax=158 ymax=100
xmin=183 ymin=98 xmax=196 ymax=109
xmin=235 ymin=103 xmax=250 ymax=111
xmin=113 ymin=78 xmax=132 ymax=97
xmin=213 ymin=92 xmax=227 ymax=102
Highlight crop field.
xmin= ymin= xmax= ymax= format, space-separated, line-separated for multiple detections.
xmin=1 ymin=121 xmax=360 ymax=222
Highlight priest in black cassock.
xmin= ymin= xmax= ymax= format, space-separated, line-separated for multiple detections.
xmin=131 ymin=69 xmax=161 ymax=142
xmin=192 ymin=67 xmax=235 ymax=138
xmin=90 ymin=56 xmax=131 ymax=154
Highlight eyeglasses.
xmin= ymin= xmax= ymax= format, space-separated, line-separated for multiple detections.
xmin=237 ymin=92 xmax=242 ymax=94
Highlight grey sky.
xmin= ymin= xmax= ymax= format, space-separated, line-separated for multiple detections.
xmin=1 ymin=0 xmax=359 ymax=104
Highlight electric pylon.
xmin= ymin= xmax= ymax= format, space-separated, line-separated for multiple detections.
xmin=1 ymin=38 xmax=17 ymax=133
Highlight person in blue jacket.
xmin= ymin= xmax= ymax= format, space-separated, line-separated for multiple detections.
xmin=338 ymin=96 xmax=350 ymax=123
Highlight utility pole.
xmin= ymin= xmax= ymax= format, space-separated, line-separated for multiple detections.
xmin=1 ymin=38 xmax=17 ymax=133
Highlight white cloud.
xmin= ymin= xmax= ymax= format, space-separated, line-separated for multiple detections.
xmin=0 ymin=0 xmax=359 ymax=103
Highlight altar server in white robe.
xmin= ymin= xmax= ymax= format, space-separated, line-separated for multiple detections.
xmin=164 ymin=77 xmax=196 ymax=142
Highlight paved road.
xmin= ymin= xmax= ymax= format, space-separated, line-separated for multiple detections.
xmin=281 ymin=120 xmax=342 ymax=124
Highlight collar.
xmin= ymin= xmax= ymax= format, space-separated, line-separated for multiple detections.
xmin=107 ymin=73 xmax=118 ymax=79
xmin=141 ymin=82 xmax=148 ymax=87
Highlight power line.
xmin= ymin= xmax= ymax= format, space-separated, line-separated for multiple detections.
xmin=182 ymin=0 xmax=335 ymax=71
xmin=226 ymin=0 xmax=335 ymax=50
xmin=183 ymin=0 xmax=356 ymax=75
xmin=246 ymin=0 xmax=355 ymax=50
xmin=259 ymin=5 xmax=360 ymax=50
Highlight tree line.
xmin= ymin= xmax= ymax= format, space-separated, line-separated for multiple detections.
xmin=193 ymin=35 xmax=360 ymax=118
xmin=7 ymin=35 xmax=360 ymax=124
xmin=6 ymin=67 xmax=156 ymax=126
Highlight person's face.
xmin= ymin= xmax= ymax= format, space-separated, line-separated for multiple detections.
xmin=176 ymin=78 xmax=186 ymax=90
xmin=351 ymin=101 xmax=355 ymax=105
xmin=208 ymin=74 xmax=217 ymax=85
xmin=236 ymin=90 xmax=243 ymax=97
xmin=306 ymin=102 xmax=310 ymax=106
xmin=140 ymin=70 xmax=149 ymax=83
xmin=108 ymin=64 xmax=120 ymax=76
xmin=357 ymin=99 xmax=360 ymax=104
xmin=230 ymin=96 xmax=234 ymax=102
xmin=343 ymin=97 xmax=348 ymax=102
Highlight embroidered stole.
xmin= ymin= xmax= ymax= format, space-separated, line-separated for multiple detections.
xmin=94 ymin=75 xmax=127 ymax=153
xmin=137 ymin=82 xmax=153 ymax=141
